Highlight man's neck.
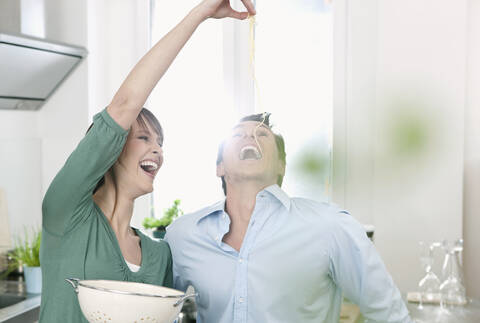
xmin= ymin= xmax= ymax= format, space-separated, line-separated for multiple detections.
xmin=222 ymin=181 xmax=273 ymax=251
xmin=225 ymin=181 xmax=272 ymax=220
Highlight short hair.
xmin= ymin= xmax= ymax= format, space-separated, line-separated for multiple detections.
xmin=88 ymin=107 xmax=163 ymax=194
xmin=216 ymin=113 xmax=286 ymax=195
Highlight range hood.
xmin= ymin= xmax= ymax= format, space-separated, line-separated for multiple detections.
xmin=0 ymin=32 xmax=87 ymax=110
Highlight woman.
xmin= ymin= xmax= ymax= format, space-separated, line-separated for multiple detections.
xmin=39 ymin=0 xmax=256 ymax=322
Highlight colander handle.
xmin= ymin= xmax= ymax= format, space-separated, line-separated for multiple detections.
xmin=173 ymin=292 xmax=198 ymax=307
xmin=65 ymin=278 xmax=80 ymax=293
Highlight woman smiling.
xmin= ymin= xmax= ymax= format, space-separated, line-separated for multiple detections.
xmin=39 ymin=0 xmax=256 ymax=322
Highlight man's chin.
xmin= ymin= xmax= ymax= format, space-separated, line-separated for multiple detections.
xmin=234 ymin=171 xmax=273 ymax=184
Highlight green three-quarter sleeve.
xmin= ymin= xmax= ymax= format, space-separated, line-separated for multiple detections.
xmin=42 ymin=109 xmax=128 ymax=236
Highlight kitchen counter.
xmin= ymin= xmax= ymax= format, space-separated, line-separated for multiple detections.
xmin=406 ymin=298 xmax=480 ymax=323
xmin=0 ymin=279 xmax=40 ymax=323
xmin=352 ymin=297 xmax=480 ymax=323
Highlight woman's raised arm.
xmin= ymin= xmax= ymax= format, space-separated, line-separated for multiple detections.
xmin=107 ymin=0 xmax=256 ymax=130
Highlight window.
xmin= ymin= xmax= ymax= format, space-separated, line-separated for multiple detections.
xmin=252 ymin=0 xmax=333 ymax=201
xmin=149 ymin=0 xmax=233 ymax=213
xmin=149 ymin=0 xmax=333 ymax=216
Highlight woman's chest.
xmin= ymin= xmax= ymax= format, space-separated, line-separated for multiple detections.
xmin=83 ymin=235 xmax=129 ymax=280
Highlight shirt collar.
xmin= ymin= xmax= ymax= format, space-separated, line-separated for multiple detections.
xmin=195 ymin=199 xmax=225 ymax=224
xmin=196 ymin=184 xmax=291 ymax=224
xmin=262 ymin=184 xmax=291 ymax=211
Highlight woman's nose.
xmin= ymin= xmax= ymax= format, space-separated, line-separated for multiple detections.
xmin=152 ymin=142 xmax=163 ymax=154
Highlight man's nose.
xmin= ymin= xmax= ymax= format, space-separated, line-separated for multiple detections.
xmin=243 ymin=131 xmax=256 ymax=139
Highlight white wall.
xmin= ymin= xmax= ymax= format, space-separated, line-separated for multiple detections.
xmin=39 ymin=0 xmax=89 ymax=196
xmin=464 ymin=0 xmax=480 ymax=299
xmin=87 ymin=0 xmax=150 ymax=120
xmin=0 ymin=111 xmax=42 ymax=241
xmin=0 ymin=0 xmax=151 ymax=243
xmin=334 ymin=0 xmax=468 ymax=294
xmin=375 ymin=0 xmax=466 ymax=293
xmin=0 ymin=0 xmax=50 ymax=240
xmin=0 ymin=0 xmax=46 ymax=243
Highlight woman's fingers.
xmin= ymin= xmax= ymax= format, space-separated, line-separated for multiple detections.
xmin=240 ymin=0 xmax=256 ymax=16
xmin=228 ymin=9 xmax=249 ymax=20
xmin=200 ymin=0 xmax=255 ymax=20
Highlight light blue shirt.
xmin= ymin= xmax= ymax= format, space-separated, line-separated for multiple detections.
xmin=165 ymin=185 xmax=412 ymax=323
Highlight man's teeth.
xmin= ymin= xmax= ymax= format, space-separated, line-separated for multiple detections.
xmin=240 ymin=146 xmax=261 ymax=160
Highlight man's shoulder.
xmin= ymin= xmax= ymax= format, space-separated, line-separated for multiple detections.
xmin=288 ymin=197 xmax=351 ymax=226
xmin=291 ymin=197 xmax=349 ymax=215
xmin=288 ymin=198 xmax=367 ymax=245
xmin=166 ymin=201 xmax=223 ymax=237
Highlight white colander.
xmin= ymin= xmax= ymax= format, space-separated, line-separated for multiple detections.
xmin=66 ymin=278 xmax=196 ymax=323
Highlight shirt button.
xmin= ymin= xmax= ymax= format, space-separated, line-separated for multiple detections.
xmin=239 ymin=258 xmax=243 ymax=263
xmin=238 ymin=297 xmax=244 ymax=303
xmin=215 ymin=236 xmax=220 ymax=241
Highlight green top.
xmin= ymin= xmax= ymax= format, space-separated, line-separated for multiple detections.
xmin=39 ymin=109 xmax=173 ymax=323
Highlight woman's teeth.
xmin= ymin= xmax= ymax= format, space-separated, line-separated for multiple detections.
xmin=239 ymin=145 xmax=262 ymax=160
xmin=140 ymin=160 xmax=159 ymax=174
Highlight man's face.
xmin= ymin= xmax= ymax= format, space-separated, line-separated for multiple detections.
xmin=217 ymin=121 xmax=285 ymax=188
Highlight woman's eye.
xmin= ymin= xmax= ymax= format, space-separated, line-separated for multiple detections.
xmin=139 ymin=136 xmax=149 ymax=141
xmin=258 ymin=131 xmax=268 ymax=137
xmin=233 ymin=133 xmax=242 ymax=138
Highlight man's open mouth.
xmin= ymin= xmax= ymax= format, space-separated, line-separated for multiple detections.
xmin=239 ymin=145 xmax=262 ymax=160
xmin=139 ymin=160 xmax=159 ymax=177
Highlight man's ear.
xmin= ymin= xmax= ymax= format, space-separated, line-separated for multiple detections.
xmin=279 ymin=160 xmax=286 ymax=178
xmin=216 ymin=162 xmax=225 ymax=178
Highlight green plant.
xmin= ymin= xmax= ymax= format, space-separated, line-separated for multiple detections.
xmin=142 ymin=217 xmax=163 ymax=230
xmin=1 ymin=228 xmax=41 ymax=278
xmin=10 ymin=228 xmax=41 ymax=267
xmin=142 ymin=199 xmax=183 ymax=231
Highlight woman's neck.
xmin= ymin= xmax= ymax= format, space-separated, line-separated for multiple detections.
xmin=93 ymin=179 xmax=136 ymax=239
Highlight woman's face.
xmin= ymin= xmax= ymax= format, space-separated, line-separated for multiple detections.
xmin=113 ymin=119 xmax=163 ymax=196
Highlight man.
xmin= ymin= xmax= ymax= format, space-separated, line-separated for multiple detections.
xmin=165 ymin=113 xmax=413 ymax=323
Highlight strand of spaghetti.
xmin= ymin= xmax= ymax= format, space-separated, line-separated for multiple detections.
xmin=248 ymin=15 xmax=266 ymax=156
xmin=254 ymin=112 xmax=267 ymax=157
xmin=248 ymin=15 xmax=262 ymax=111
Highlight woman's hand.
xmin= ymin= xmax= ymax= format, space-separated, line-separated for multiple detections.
xmin=108 ymin=0 xmax=254 ymax=130
xmin=196 ymin=0 xmax=256 ymax=20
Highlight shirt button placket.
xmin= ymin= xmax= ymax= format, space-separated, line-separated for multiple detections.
xmin=234 ymin=199 xmax=266 ymax=322
xmin=234 ymin=251 xmax=248 ymax=322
